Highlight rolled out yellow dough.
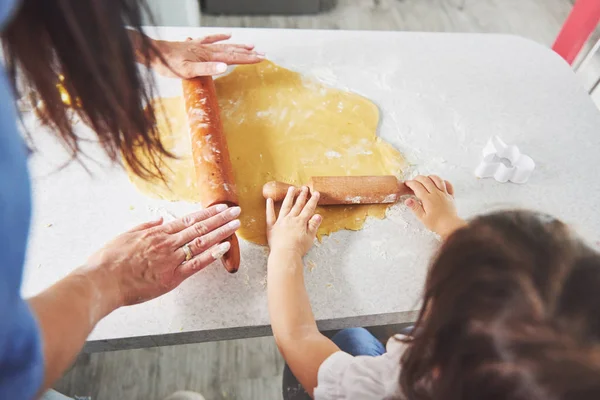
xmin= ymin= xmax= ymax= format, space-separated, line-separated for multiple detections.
xmin=127 ymin=61 xmax=406 ymax=245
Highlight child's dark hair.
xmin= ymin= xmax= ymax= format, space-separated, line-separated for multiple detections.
xmin=400 ymin=210 xmax=600 ymax=400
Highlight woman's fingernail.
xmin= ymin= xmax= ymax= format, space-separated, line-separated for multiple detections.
xmin=215 ymin=204 xmax=228 ymax=212
xmin=215 ymin=63 xmax=228 ymax=73
xmin=256 ymin=51 xmax=265 ymax=56
xmin=212 ymin=241 xmax=231 ymax=259
xmin=228 ymin=219 xmax=241 ymax=229
xmin=229 ymin=206 xmax=241 ymax=217
xmin=314 ymin=214 xmax=322 ymax=222
xmin=405 ymin=199 xmax=414 ymax=207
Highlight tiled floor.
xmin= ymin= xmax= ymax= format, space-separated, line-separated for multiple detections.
xmin=56 ymin=1 xmax=594 ymax=399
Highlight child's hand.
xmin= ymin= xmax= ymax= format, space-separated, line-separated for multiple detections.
xmin=405 ymin=175 xmax=465 ymax=239
xmin=266 ymin=186 xmax=322 ymax=258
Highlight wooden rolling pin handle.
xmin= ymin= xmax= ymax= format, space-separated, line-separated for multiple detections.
xmin=205 ymin=200 xmax=240 ymax=274
xmin=262 ymin=181 xmax=301 ymax=202
xmin=262 ymin=176 xmax=413 ymax=205
xmin=222 ymin=234 xmax=240 ymax=274
xmin=183 ymin=77 xmax=241 ymax=274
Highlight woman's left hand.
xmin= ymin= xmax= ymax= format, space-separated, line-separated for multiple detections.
xmin=153 ymin=33 xmax=264 ymax=78
xmin=85 ymin=204 xmax=241 ymax=306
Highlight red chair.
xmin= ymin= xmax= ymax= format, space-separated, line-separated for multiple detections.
xmin=552 ymin=0 xmax=600 ymax=65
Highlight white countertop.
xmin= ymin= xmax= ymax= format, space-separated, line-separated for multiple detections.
xmin=22 ymin=28 xmax=600 ymax=351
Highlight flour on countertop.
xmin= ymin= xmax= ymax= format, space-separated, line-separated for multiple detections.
xmin=146 ymin=206 xmax=178 ymax=221
xmin=383 ymin=194 xmax=398 ymax=203
xmin=308 ymin=67 xmax=339 ymax=86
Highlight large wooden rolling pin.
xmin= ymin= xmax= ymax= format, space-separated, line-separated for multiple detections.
xmin=182 ymin=76 xmax=240 ymax=273
xmin=262 ymin=176 xmax=412 ymax=205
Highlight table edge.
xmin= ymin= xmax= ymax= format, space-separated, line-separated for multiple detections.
xmin=84 ymin=310 xmax=419 ymax=352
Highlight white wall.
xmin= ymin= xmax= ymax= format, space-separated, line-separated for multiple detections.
xmin=143 ymin=0 xmax=201 ymax=26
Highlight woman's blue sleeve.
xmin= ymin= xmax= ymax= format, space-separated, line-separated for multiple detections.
xmin=0 ymin=1 xmax=47 ymax=395
xmin=0 ymin=290 xmax=45 ymax=400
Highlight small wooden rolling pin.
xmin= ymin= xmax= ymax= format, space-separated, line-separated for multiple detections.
xmin=262 ymin=176 xmax=412 ymax=205
xmin=182 ymin=76 xmax=240 ymax=273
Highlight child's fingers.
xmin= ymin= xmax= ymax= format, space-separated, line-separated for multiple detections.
xmin=414 ymin=175 xmax=436 ymax=193
xmin=445 ymin=180 xmax=455 ymax=197
xmin=300 ymin=191 xmax=320 ymax=220
xmin=290 ymin=186 xmax=309 ymax=216
xmin=405 ymin=198 xmax=425 ymax=219
xmin=405 ymin=180 xmax=428 ymax=200
xmin=279 ymin=186 xmax=297 ymax=217
xmin=265 ymin=198 xmax=276 ymax=227
xmin=307 ymin=214 xmax=322 ymax=235
xmin=429 ymin=175 xmax=447 ymax=193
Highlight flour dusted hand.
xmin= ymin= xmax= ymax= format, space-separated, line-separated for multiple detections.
xmin=405 ymin=175 xmax=466 ymax=239
xmin=152 ymin=34 xmax=264 ymax=78
xmin=266 ymin=187 xmax=322 ymax=258
xmin=84 ymin=204 xmax=241 ymax=306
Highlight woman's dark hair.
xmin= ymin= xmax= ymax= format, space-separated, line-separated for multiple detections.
xmin=1 ymin=0 xmax=168 ymax=178
xmin=400 ymin=211 xmax=600 ymax=400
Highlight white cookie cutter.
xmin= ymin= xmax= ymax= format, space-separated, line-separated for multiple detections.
xmin=474 ymin=136 xmax=535 ymax=184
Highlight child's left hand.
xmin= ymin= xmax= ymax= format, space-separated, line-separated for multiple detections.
xmin=266 ymin=186 xmax=322 ymax=258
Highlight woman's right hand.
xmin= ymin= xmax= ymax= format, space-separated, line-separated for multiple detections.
xmin=405 ymin=175 xmax=465 ymax=239
xmin=84 ymin=204 xmax=241 ymax=306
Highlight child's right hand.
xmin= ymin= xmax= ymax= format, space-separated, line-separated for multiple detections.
xmin=405 ymin=175 xmax=465 ymax=239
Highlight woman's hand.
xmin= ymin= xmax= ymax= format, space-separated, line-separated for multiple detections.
xmin=405 ymin=175 xmax=465 ymax=239
xmin=152 ymin=33 xmax=264 ymax=78
xmin=85 ymin=204 xmax=241 ymax=306
xmin=266 ymin=186 xmax=322 ymax=258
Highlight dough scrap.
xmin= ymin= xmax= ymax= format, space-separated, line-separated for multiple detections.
xmin=126 ymin=61 xmax=406 ymax=245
